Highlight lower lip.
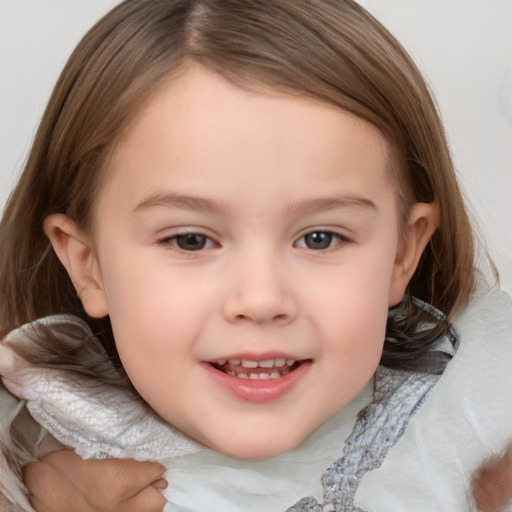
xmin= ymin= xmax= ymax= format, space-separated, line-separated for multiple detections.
xmin=202 ymin=361 xmax=311 ymax=403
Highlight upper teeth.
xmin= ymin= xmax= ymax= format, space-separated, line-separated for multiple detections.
xmin=219 ymin=359 xmax=296 ymax=368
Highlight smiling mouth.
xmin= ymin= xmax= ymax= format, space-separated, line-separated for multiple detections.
xmin=211 ymin=358 xmax=303 ymax=380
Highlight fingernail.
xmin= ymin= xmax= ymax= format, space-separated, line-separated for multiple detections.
xmin=153 ymin=478 xmax=168 ymax=490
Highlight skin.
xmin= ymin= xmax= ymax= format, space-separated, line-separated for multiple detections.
xmin=473 ymin=445 xmax=512 ymax=512
xmin=44 ymin=64 xmax=436 ymax=462
xmin=22 ymin=451 xmax=167 ymax=512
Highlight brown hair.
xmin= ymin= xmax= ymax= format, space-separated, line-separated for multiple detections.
xmin=0 ymin=0 xmax=475 ymax=368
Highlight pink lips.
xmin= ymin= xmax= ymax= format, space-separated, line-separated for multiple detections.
xmin=202 ymin=355 xmax=311 ymax=403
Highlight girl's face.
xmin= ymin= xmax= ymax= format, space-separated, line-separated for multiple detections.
xmin=54 ymin=65 xmax=435 ymax=460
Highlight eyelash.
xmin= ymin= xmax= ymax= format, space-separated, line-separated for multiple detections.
xmin=157 ymin=232 xmax=217 ymax=252
xmin=294 ymin=230 xmax=350 ymax=251
xmin=158 ymin=230 xmax=350 ymax=253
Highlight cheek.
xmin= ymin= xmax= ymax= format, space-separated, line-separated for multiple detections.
xmin=99 ymin=254 xmax=220 ymax=383
xmin=101 ymin=248 xmax=203 ymax=327
xmin=321 ymin=290 xmax=388 ymax=367
xmin=301 ymin=252 xmax=394 ymax=385
xmin=304 ymin=251 xmax=394 ymax=335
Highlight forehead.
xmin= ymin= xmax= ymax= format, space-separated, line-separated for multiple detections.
xmin=99 ymin=65 xmax=395 ymax=216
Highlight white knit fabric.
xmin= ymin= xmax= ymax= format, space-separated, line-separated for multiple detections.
xmin=355 ymin=285 xmax=512 ymax=511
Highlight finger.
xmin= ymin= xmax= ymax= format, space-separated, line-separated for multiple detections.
xmin=473 ymin=447 xmax=512 ymax=512
xmin=43 ymin=451 xmax=166 ymax=492
xmin=87 ymin=457 xmax=167 ymax=505
xmin=107 ymin=458 xmax=168 ymax=495
xmin=152 ymin=477 xmax=169 ymax=491
xmin=41 ymin=450 xmax=167 ymax=506
xmin=121 ymin=486 xmax=167 ymax=512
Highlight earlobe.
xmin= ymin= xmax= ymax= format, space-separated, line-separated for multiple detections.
xmin=388 ymin=203 xmax=439 ymax=306
xmin=44 ymin=214 xmax=109 ymax=318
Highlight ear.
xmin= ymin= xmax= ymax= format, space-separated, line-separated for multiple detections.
xmin=388 ymin=203 xmax=439 ymax=306
xmin=44 ymin=214 xmax=109 ymax=318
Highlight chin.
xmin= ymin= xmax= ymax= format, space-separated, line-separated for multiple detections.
xmin=221 ymin=445 xmax=294 ymax=462
xmin=210 ymin=432 xmax=306 ymax=461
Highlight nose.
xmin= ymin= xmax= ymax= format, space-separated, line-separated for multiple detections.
xmin=221 ymin=253 xmax=298 ymax=326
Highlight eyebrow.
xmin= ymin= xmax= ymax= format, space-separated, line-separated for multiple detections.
xmin=134 ymin=192 xmax=377 ymax=215
xmin=287 ymin=196 xmax=378 ymax=216
xmin=134 ymin=193 xmax=227 ymax=213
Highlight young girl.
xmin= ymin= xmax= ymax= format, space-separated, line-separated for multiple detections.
xmin=0 ymin=0 xmax=511 ymax=511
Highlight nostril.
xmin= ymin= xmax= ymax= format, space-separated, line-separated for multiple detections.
xmin=232 ymin=312 xmax=288 ymax=324
xmin=222 ymin=290 xmax=298 ymax=325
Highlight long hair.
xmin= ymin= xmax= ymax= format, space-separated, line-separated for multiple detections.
xmin=0 ymin=0 xmax=475 ymax=372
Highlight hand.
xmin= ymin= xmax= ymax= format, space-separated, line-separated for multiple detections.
xmin=473 ymin=444 xmax=512 ymax=512
xmin=23 ymin=450 xmax=167 ymax=512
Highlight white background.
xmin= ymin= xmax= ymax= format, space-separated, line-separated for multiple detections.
xmin=1 ymin=1 xmax=511 ymax=295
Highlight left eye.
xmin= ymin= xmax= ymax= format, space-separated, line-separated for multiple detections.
xmin=166 ymin=233 xmax=214 ymax=251
xmin=296 ymin=231 xmax=344 ymax=250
